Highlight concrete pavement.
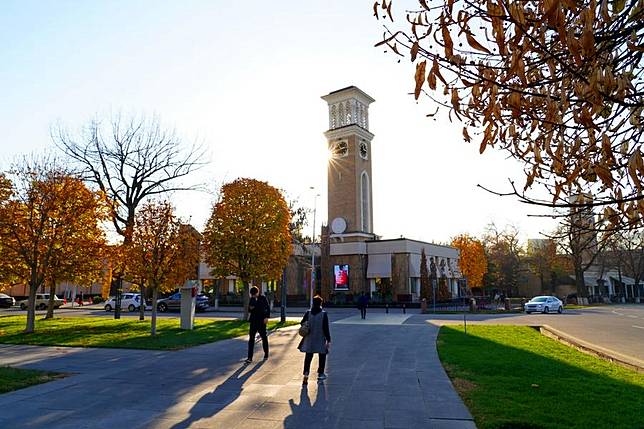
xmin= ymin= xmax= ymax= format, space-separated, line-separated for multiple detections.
xmin=0 ymin=314 xmax=475 ymax=429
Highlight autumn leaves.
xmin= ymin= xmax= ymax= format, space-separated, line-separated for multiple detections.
xmin=375 ymin=0 xmax=644 ymax=231
xmin=202 ymin=178 xmax=292 ymax=321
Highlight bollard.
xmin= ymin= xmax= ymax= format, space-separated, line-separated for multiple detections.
xmin=421 ymin=298 xmax=427 ymax=314
xmin=385 ymin=304 xmax=389 ymax=314
xmin=402 ymin=304 xmax=406 ymax=314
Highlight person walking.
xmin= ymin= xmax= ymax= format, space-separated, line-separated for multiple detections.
xmin=358 ymin=292 xmax=369 ymax=319
xmin=298 ymin=295 xmax=331 ymax=385
xmin=245 ymin=286 xmax=270 ymax=364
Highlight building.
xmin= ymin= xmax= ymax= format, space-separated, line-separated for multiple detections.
xmin=318 ymin=86 xmax=461 ymax=303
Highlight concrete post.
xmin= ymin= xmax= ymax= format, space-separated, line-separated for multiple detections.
xmin=180 ymin=282 xmax=196 ymax=330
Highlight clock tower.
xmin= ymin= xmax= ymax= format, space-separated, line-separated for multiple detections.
xmin=321 ymin=86 xmax=375 ymax=242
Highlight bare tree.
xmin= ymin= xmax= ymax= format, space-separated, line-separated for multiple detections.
xmin=54 ymin=114 xmax=205 ymax=318
xmin=611 ymin=228 xmax=644 ymax=300
xmin=549 ymin=200 xmax=613 ymax=302
xmin=482 ymin=223 xmax=523 ymax=296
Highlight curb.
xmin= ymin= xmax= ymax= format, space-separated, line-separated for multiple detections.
xmin=539 ymin=324 xmax=644 ymax=373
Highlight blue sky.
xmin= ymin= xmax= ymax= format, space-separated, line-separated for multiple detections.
xmin=0 ymin=0 xmax=556 ymax=243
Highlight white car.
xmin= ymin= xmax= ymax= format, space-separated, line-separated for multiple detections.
xmin=18 ymin=294 xmax=64 ymax=310
xmin=104 ymin=293 xmax=144 ymax=312
xmin=525 ymin=296 xmax=563 ymax=314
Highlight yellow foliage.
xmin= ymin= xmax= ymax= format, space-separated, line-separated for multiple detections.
xmin=450 ymin=234 xmax=487 ymax=289
xmin=202 ymin=178 xmax=292 ymax=284
xmin=127 ymin=201 xmax=200 ymax=294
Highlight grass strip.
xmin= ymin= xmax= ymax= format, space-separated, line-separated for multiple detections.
xmin=437 ymin=325 xmax=644 ymax=429
xmin=0 ymin=366 xmax=64 ymax=394
xmin=0 ymin=316 xmax=298 ymax=350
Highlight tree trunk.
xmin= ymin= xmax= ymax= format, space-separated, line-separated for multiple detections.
xmin=242 ymin=280 xmax=250 ymax=321
xmin=150 ymin=287 xmax=158 ymax=336
xmin=139 ymin=282 xmax=146 ymax=321
xmin=45 ymin=278 xmax=56 ymax=319
xmin=25 ymin=268 xmax=39 ymax=333
xmin=574 ymin=261 xmax=588 ymax=300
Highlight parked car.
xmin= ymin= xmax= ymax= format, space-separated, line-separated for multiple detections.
xmin=525 ymin=296 xmax=564 ymax=314
xmin=157 ymin=292 xmax=209 ymax=313
xmin=104 ymin=293 xmax=144 ymax=312
xmin=0 ymin=293 xmax=15 ymax=308
xmin=18 ymin=294 xmax=64 ymax=310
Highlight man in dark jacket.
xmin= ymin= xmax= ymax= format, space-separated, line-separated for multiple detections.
xmin=358 ymin=292 xmax=369 ymax=319
xmin=246 ymin=286 xmax=270 ymax=363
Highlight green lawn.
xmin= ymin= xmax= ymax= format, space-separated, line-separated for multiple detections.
xmin=437 ymin=325 xmax=644 ymax=429
xmin=0 ymin=316 xmax=298 ymax=350
xmin=0 ymin=367 xmax=63 ymax=394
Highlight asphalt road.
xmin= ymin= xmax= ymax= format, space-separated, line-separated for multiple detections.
xmin=2 ymin=304 xmax=643 ymax=364
xmin=420 ymin=305 xmax=644 ymax=364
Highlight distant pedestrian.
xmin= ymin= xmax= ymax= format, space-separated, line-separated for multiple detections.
xmin=357 ymin=292 xmax=369 ymax=319
xmin=245 ymin=286 xmax=270 ymax=364
xmin=298 ymin=295 xmax=331 ymax=385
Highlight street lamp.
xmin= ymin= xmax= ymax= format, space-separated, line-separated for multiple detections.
xmin=310 ymin=187 xmax=320 ymax=309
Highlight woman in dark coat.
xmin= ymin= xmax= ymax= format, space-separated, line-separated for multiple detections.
xmin=298 ymin=295 xmax=331 ymax=385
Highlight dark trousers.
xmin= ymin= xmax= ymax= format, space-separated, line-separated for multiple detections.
xmin=303 ymin=352 xmax=327 ymax=375
xmin=360 ymin=307 xmax=367 ymax=319
xmin=248 ymin=322 xmax=269 ymax=360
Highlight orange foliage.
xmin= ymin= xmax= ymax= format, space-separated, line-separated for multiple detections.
xmin=0 ymin=167 xmax=108 ymax=331
xmin=127 ymin=201 xmax=200 ymax=335
xmin=202 ymin=178 xmax=291 ymax=319
xmin=451 ymin=234 xmax=487 ymax=289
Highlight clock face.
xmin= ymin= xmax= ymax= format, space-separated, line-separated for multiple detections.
xmin=331 ymin=217 xmax=347 ymax=234
xmin=332 ymin=141 xmax=348 ymax=158
xmin=359 ymin=142 xmax=368 ymax=160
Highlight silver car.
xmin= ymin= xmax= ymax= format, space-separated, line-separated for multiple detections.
xmin=525 ymin=296 xmax=563 ymax=314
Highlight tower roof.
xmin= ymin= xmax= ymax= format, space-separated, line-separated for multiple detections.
xmin=321 ymin=86 xmax=375 ymax=105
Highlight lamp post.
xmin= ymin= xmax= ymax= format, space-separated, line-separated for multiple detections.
xmin=280 ymin=267 xmax=287 ymax=323
xmin=309 ymin=187 xmax=320 ymax=309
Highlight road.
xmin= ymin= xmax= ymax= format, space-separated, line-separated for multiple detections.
xmin=2 ymin=304 xmax=643 ymax=364
xmin=418 ymin=305 xmax=644 ymax=365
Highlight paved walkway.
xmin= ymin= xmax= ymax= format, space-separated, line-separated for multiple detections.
xmin=0 ymin=317 xmax=474 ymax=429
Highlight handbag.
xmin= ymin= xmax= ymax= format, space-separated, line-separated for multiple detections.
xmin=298 ymin=311 xmax=310 ymax=337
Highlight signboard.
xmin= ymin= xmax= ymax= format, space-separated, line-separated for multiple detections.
xmin=334 ymin=264 xmax=349 ymax=290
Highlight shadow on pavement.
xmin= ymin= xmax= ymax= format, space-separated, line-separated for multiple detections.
xmin=168 ymin=360 xmax=265 ymax=429
xmin=283 ymin=383 xmax=337 ymax=428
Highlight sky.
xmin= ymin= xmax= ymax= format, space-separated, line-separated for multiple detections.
xmin=0 ymin=0 xmax=557 ymax=245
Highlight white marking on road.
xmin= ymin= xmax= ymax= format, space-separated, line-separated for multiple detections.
xmin=628 ymin=315 xmax=638 ymax=319
xmin=632 ymin=325 xmax=644 ymax=330
xmin=612 ymin=311 xmax=624 ymax=316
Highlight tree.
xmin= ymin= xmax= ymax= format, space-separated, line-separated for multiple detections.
xmin=127 ymin=201 xmax=200 ymax=336
xmin=375 ymin=0 xmax=644 ymax=227
xmin=54 ymin=114 xmax=205 ymax=318
xmin=481 ymin=223 xmax=522 ymax=295
xmin=551 ymin=200 xmax=610 ymax=299
xmin=611 ymin=228 xmax=644 ymax=299
xmin=202 ymin=178 xmax=292 ymax=321
xmin=420 ymin=248 xmax=430 ymax=299
xmin=0 ymin=160 xmax=106 ymax=333
xmin=43 ymin=177 xmax=108 ymax=319
xmin=450 ymin=234 xmax=488 ymax=290
xmin=525 ymin=238 xmax=571 ymax=294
